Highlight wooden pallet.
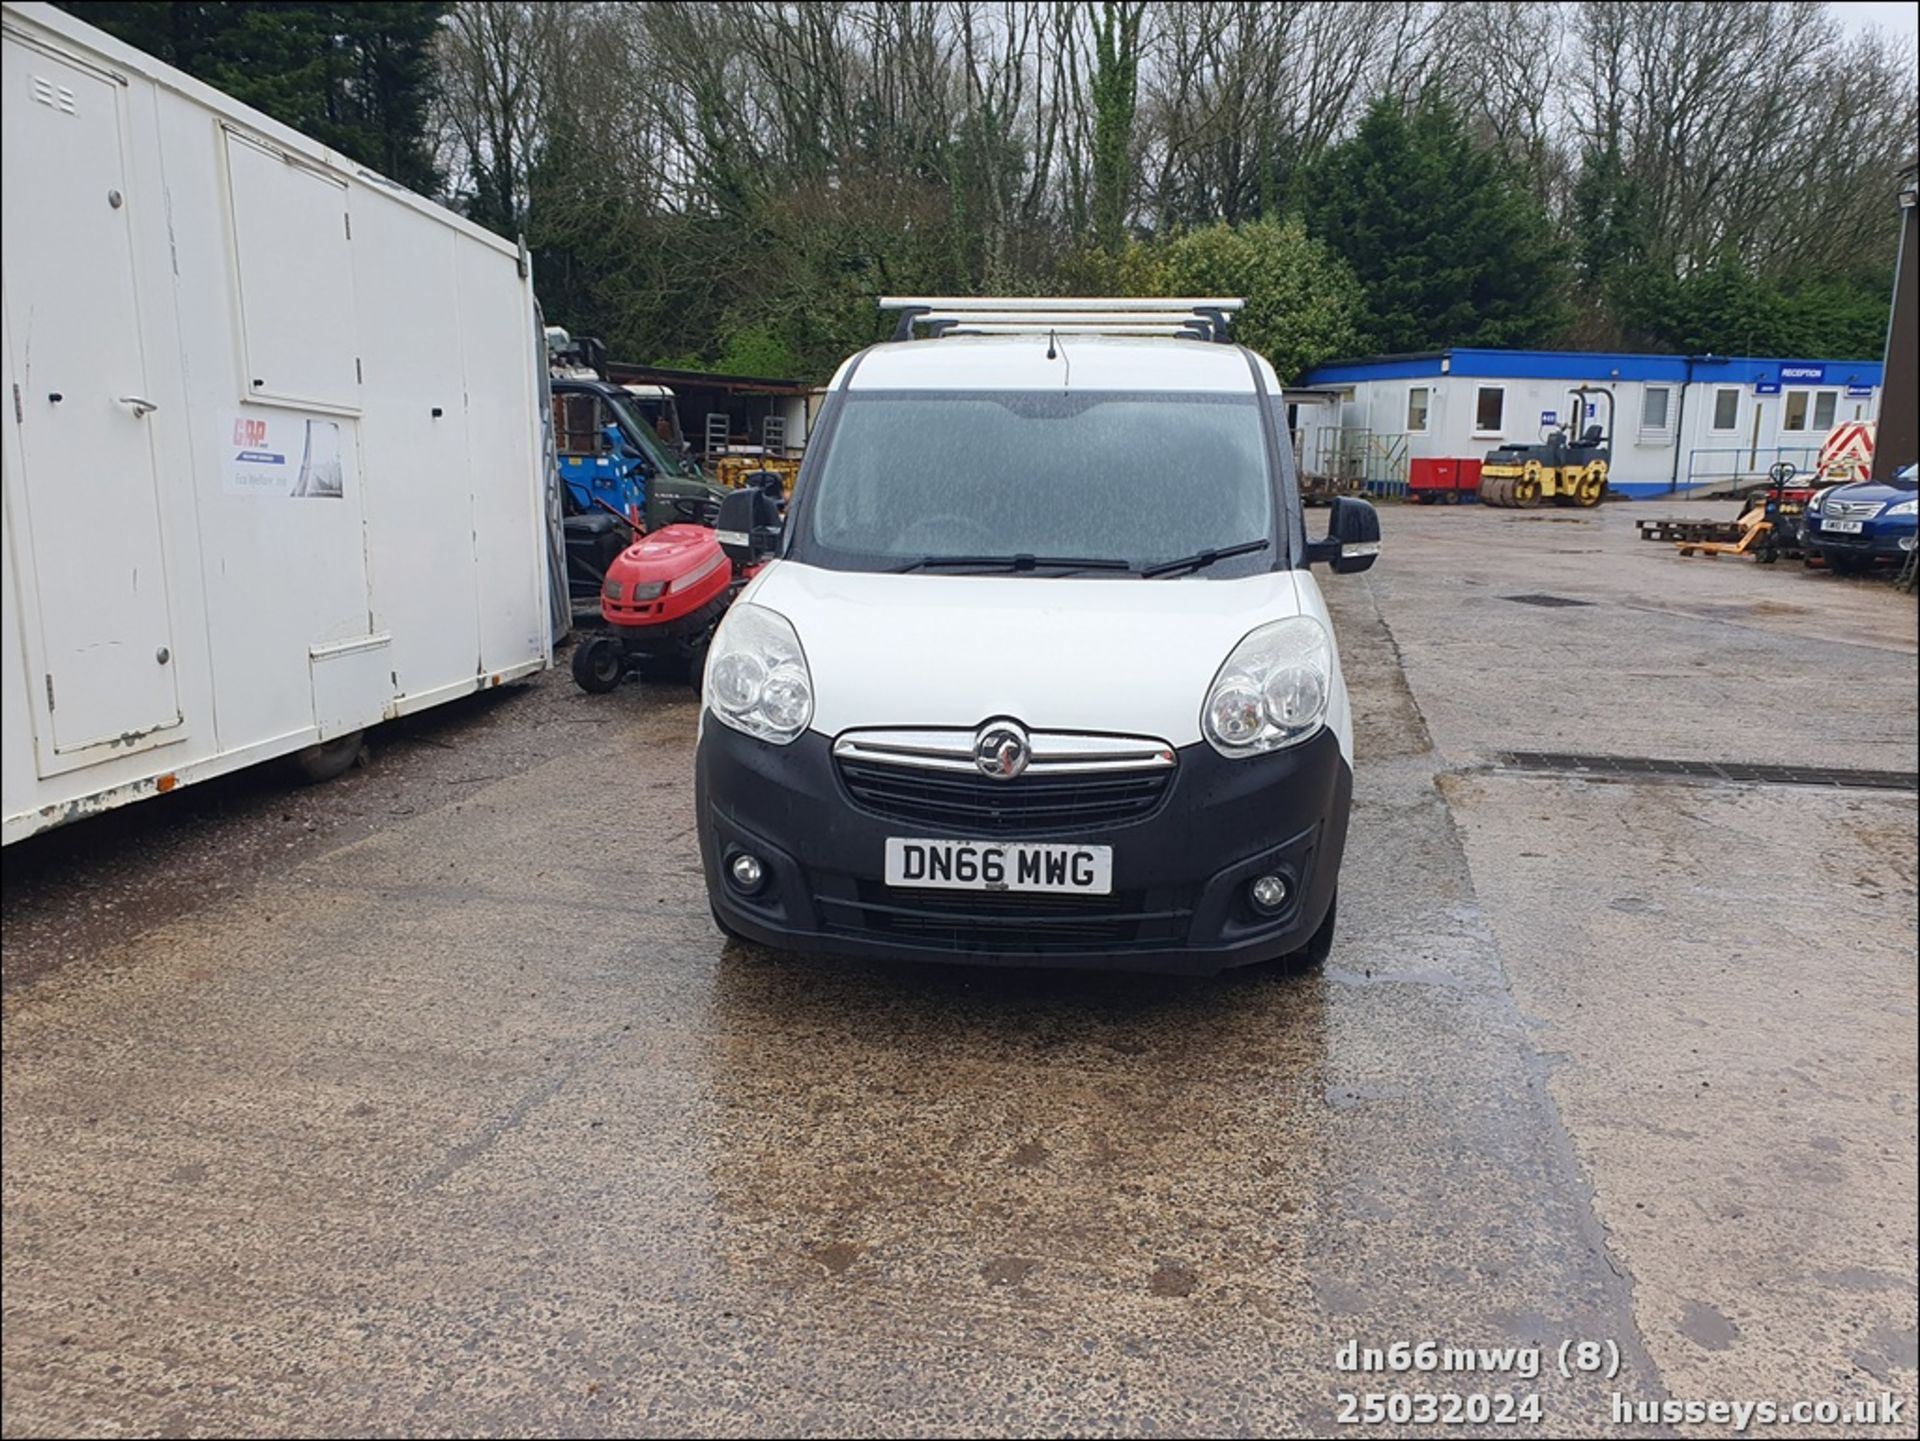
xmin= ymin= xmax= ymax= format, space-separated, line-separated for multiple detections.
xmin=1636 ymin=517 xmax=1742 ymax=544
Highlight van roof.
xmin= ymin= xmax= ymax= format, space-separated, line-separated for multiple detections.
xmin=846 ymin=335 xmax=1263 ymax=393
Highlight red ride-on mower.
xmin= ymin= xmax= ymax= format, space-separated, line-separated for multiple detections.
xmin=569 ymin=472 xmax=783 ymax=694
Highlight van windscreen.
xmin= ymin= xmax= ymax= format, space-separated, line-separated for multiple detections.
xmin=795 ymin=391 xmax=1275 ymax=576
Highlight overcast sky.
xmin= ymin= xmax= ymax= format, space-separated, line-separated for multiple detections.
xmin=1827 ymin=0 xmax=1920 ymax=44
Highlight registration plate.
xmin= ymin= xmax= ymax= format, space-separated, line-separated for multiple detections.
xmin=1824 ymin=519 xmax=1865 ymax=533
xmin=884 ymin=837 xmax=1113 ymax=895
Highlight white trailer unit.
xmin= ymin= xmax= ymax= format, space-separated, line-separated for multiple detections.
xmin=2 ymin=2 xmax=556 ymax=844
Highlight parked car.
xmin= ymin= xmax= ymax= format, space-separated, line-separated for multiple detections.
xmin=1802 ymin=463 xmax=1918 ymax=575
xmin=693 ymin=298 xmax=1380 ymax=973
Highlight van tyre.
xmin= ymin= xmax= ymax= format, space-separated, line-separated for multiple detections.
xmin=1276 ymin=891 xmax=1338 ymax=974
xmin=571 ymin=634 xmax=624 ymax=692
xmin=290 ymin=730 xmax=364 ymax=784
xmin=710 ymin=903 xmax=747 ymax=943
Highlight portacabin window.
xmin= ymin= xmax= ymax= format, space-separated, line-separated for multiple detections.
xmin=1812 ymin=390 xmax=1838 ymax=431
xmin=1406 ymin=386 xmax=1431 ymax=433
xmin=1640 ymin=385 xmax=1672 ymax=435
xmin=1472 ymin=385 xmax=1505 ymax=435
xmin=1782 ymin=390 xmax=1812 ymax=431
xmin=1711 ymin=387 xmax=1740 ymax=432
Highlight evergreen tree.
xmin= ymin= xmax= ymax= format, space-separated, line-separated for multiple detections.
xmin=59 ymin=2 xmax=446 ymax=195
xmin=1306 ymin=93 xmax=1568 ymax=354
xmin=1089 ymin=1 xmax=1146 ymax=255
xmin=1567 ymin=132 xmax=1652 ymax=346
xmin=1614 ymin=252 xmax=1888 ymax=360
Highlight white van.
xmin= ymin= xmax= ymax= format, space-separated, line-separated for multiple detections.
xmin=696 ymin=298 xmax=1380 ymax=972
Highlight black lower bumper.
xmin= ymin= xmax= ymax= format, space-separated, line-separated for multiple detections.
xmin=696 ymin=719 xmax=1352 ymax=973
xmin=1806 ymin=523 xmax=1916 ymax=560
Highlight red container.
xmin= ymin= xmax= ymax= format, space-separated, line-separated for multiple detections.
xmin=1409 ymin=457 xmax=1482 ymax=503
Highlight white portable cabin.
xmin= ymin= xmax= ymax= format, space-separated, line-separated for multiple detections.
xmin=1296 ymin=348 xmax=1885 ymax=497
xmin=2 ymin=2 xmax=558 ymax=844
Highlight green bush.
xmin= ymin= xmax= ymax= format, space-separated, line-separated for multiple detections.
xmin=1058 ymin=218 xmax=1364 ymax=381
xmin=716 ymin=325 xmax=802 ymax=378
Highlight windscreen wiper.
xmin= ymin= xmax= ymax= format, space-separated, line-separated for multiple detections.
xmin=890 ymin=554 xmax=1135 ymax=575
xmin=1139 ymin=538 xmax=1271 ymax=579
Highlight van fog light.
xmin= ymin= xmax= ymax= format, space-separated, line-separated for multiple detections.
xmin=1249 ymin=874 xmax=1291 ymax=914
xmin=729 ymin=853 xmax=766 ymax=893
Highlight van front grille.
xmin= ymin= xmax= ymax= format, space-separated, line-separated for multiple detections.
xmin=835 ymin=759 xmax=1173 ymax=835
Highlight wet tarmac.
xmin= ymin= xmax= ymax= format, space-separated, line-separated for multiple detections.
xmin=3 ymin=504 xmax=1914 ymax=1436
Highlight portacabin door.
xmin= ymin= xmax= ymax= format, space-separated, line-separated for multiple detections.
xmin=3 ymin=34 xmax=182 ymax=769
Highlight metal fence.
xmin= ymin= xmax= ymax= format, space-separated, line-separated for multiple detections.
xmin=1305 ymin=428 xmax=1411 ymax=500
xmin=1680 ymin=446 xmax=1823 ymax=493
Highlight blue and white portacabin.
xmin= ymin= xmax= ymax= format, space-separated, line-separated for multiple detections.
xmin=1296 ymin=348 xmax=1884 ymax=497
xmin=695 ymin=298 xmax=1381 ymax=973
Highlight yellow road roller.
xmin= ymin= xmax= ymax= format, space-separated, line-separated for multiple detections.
xmin=1479 ymin=386 xmax=1613 ymax=508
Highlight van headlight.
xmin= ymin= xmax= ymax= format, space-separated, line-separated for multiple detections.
xmin=704 ymin=603 xmax=812 ymax=744
xmin=1202 ymin=617 xmax=1331 ymax=756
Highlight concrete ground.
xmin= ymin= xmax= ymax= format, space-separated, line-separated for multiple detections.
xmin=3 ymin=503 xmax=1914 ymax=1437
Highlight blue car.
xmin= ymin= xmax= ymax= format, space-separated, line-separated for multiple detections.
xmin=1803 ymin=463 xmax=1918 ymax=575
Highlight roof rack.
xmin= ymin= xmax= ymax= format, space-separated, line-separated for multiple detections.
xmin=879 ymin=296 xmax=1245 ymax=344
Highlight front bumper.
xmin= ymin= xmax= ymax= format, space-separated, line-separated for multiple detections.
xmin=1805 ymin=517 xmax=1917 ymax=559
xmin=697 ymin=720 xmax=1353 ymax=973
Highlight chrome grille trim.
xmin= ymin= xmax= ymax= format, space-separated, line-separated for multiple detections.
xmin=832 ymin=728 xmax=1176 ymax=775
xmin=1824 ymin=499 xmax=1883 ymax=519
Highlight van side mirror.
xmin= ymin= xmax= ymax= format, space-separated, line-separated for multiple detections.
xmin=1306 ymin=496 xmax=1381 ymax=574
xmin=716 ymin=484 xmax=782 ymax=566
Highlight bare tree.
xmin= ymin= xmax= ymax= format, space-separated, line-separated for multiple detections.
xmin=1423 ymin=1 xmax=1569 ymax=210
xmin=1138 ymin=1 xmax=1432 ymax=229
xmin=433 ymin=1 xmax=554 ymax=235
xmin=1565 ymin=0 xmax=1904 ymax=272
xmin=425 ymin=1 xmax=1916 ymax=370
